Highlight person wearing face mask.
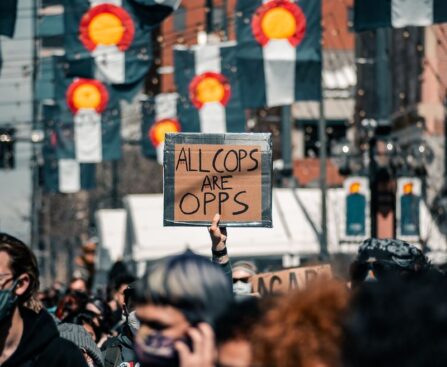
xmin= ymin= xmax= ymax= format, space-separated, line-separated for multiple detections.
xmin=133 ymin=250 xmax=233 ymax=367
xmin=102 ymin=283 xmax=141 ymax=367
xmin=231 ymin=261 xmax=258 ymax=296
xmin=0 ymin=233 xmax=88 ymax=367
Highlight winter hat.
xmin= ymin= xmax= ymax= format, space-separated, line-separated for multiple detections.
xmin=357 ymin=238 xmax=429 ymax=271
xmin=58 ymin=322 xmax=104 ymax=367
xmin=232 ymin=261 xmax=258 ymax=276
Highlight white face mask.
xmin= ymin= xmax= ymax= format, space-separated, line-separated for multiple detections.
xmin=128 ymin=311 xmax=141 ymax=335
xmin=233 ymin=280 xmax=252 ymax=295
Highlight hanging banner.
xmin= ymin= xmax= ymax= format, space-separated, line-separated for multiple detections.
xmin=344 ymin=177 xmax=369 ymax=238
xmin=251 ymin=264 xmax=332 ymax=296
xmin=396 ymin=177 xmax=421 ymax=238
xmin=174 ymin=42 xmax=246 ymax=133
xmin=42 ymin=105 xmax=96 ymax=193
xmin=141 ymin=93 xmax=180 ymax=164
xmin=354 ymin=0 xmax=447 ymax=31
xmin=235 ymin=0 xmax=322 ymax=108
xmin=163 ymin=133 xmax=273 ymax=227
xmin=64 ymin=0 xmax=164 ymax=90
xmin=53 ymin=61 xmax=123 ymax=163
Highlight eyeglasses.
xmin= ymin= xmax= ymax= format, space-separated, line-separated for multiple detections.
xmin=350 ymin=261 xmax=406 ymax=283
xmin=232 ymin=277 xmax=250 ymax=284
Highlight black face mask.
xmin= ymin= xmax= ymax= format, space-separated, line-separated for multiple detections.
xmin=135 ymin=332 xmax=192 ymax=367
xmin=0 ymin=279 xmax=19 ymax=323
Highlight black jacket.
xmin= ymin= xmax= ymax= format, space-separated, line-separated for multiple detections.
xmin=2 ymin=307 xmax=88 ymax=367
xmin=102 ymin=324 xmax=137 ymax=367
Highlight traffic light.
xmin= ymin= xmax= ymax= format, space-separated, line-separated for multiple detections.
xmin=344 ymin=177 xmax=369 ymax=237
xmin=396 ymin=178 xmax=421 ymax=238
xmin=0 ymin=128 xmax=15 ymax=169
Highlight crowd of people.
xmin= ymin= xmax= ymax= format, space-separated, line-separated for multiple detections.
xmin=1 ymin=214 xmax=446 ymax=367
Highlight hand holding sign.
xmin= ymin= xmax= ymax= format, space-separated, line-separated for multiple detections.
xmin=209 ymin=213 xmax=229 ymax=264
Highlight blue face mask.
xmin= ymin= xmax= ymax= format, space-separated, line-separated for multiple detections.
xmin=0 ymin=279 xmax=19 ymax=323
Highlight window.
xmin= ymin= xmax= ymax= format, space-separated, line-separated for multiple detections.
xmin=173 ymin=6 xmax=186 ymax=32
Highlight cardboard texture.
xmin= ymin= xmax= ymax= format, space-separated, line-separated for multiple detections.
xmin=250 ymin=264 xmax=332 ymax=296
xmin=164 ymin=133 xmax=272 ymax=227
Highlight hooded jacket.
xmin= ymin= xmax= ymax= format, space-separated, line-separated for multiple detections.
xmin=102 ymin=324 xmax=137 ymax=367
xmin=2 ymin=306 xmax=88 ymax=367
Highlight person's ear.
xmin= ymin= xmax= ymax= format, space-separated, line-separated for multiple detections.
xmin=14 ymin=274 xmax=30 ymax=297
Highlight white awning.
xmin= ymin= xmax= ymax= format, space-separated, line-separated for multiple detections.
xmin=95 ymin=209 xmax=127 ymax=271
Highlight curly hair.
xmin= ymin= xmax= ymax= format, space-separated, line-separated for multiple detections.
xmin=252 ymin=280 xmax=349 ymax=367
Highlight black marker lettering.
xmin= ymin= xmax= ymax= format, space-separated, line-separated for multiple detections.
xmin=220 ymin=175 xmax=233 ymax=190
xmin=224 ymin=150 xmax=239 ymax=172
xmin=188 ymin=148 xmax=197 ymax=171
xmin=176 ymin=147 xmax=188 ymax=171
xmin=200 ymin=176 xmax=212 ymax=192
xmin=233 ymin=191 xmax=249 ymax=215
xmin=203 ymin=192 xmax=216 ymax=215
xmin=218 ymin=192 xmax=229 ymax=214
xmin=212 ymin=149 xmax=224 ymax=173
xmin=179 ymin=193 xmax=200 ymax=215
xmin=238 ymin=149 xmax=248 ymax=172
xmin=248 ymin=148 xmax=259 ymax=172
xmin=198 ymin=148 xmax=210 ymax=172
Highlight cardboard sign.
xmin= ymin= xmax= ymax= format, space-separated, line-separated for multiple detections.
xmin=164 ymin=133 xmax=272 ymax=227
xmin=251 ymin=264 xmax=332 ymax=296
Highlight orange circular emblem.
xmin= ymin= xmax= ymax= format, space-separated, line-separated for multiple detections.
xmin=149 ymin=118 xmax=181 ymax=147
xmin=189 ymin=72 xmax=231 ymax=109
xmin=66 ymin=79 xmax=109 ymax=114
xmin=80 ymin=4 xmax=135 ymax=52
xmin=252 ymin=0 xmax=306 ymax=47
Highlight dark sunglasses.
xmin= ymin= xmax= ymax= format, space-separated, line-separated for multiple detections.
xmin=232 ymin=277 xmax=250 ymax=284
xmin=350 ymin=260 xmax=404 ymax=282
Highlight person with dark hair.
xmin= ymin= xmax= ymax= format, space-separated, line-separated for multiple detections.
xmin=69 ymin=268 xmax=90 ymax=295
xmin=56 ymin=290 xmax=89 ymax=322
xmin=343 ymin=273 xmax=447 ymax=367
xmin=58 ymin=322 xmax=104 ymax=367
xmin=0 ymin=233 xmax=88 ymax=367
xmin=215 ymin=298 xmax=262 ymax=367
xmin=85 ymin=297 xmax=113 ymax=345
xmin=349 ymin=238 xmax=431 ymax=288
xmin=134 ymin=250 xmax=233 ymax=367
xmin=107 ymin=273 xmax=136 ymax=329
xmin=102 ymin=283 xmax=140 ymax=367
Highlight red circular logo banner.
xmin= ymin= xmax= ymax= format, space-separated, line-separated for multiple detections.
xmin=188 ymin=72 xmax=231 ymax=109
xmin=66 ymin=78 xmax=109 ymax=114
xmin=79 ymin=4 xmax=135 ymax=52
xmin=251 ymin=0 xmax=306 ymax=47
xmin=149 ymin=118 xmax=181 ymax=147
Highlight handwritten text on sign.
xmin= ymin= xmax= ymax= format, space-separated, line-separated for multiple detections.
xmin=174 ymin=144 xmax=262 ymax=222
xmin=251 ymin=265 xmax=333 ymax=296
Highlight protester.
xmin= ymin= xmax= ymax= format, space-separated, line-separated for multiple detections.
xmin=69 ymin=268 xmax=90 ymax=294
xmin=215 ymin=298 xmax=262 ymax=367
xmin=252 ymin=279 xmax=349 ymax=367
xmin=58 ymin=322 xmax=105 ymax=367
xmin=209 ymin=213 xmax=232 ymax=280
xmin=349 ymin=238 xmax=431 ymax=288
xmin=0 ymin=233 xmax=88 ymax=367
xmin=343 ymin=272 xmax=447 ymax=367
xmin=107 ymin=273 xmax=136 ymax=328
xmin=231 ymin=261 xmax=258 ymax=295
xmin=102 ymin=282 xmax=140 ymax=367
xmin=133 ymin=250 xmax=233 ymax=367
xmin=56 ymin=289 xmax=89 ymax=322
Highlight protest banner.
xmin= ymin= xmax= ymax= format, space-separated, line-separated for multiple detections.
xmin=163 ymin=133 xmax=272 ymax=227
xmin=251 ymin=264 xmax=332 ymax=296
